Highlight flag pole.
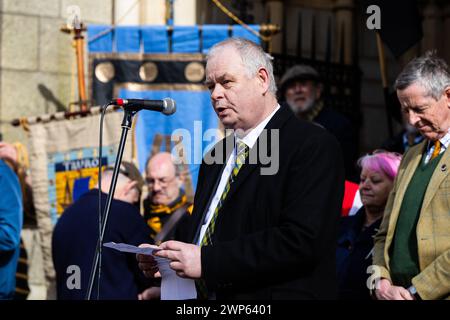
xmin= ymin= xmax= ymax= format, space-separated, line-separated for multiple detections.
xmin=375 ymin=32 xmax=394 ymax=138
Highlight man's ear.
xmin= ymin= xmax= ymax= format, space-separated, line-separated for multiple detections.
xmin=444 ymin=86 xmax=450 ymax=108
xmin=123 ymin=181 xmax=138 ymax=195
xmin=257 ymin=67 xmax=270 ymax=94
xmin=124 ymin=180 xmax=140 ymax=203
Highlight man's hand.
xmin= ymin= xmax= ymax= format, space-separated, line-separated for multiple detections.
xmin=153 ymin=240 xmax=201 ymax=279
xmin=375 ymin=278 xmax=414 ymax=300
xmin=136 ymin=243 xmax=161 ymax=278
xmin=0 ymin=142 xmax=18 ymax=165
xmin=138 ymin=286 xmax=161 ymax=300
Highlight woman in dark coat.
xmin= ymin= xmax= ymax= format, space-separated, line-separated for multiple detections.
xmin=336 ymin=151 xmax=402 ymax=300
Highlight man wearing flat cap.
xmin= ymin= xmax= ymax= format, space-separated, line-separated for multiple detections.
xmin=279 ymin=65 xmax=358 ymax=181
xmin=52 ymin=161 xmax=153 ymax=299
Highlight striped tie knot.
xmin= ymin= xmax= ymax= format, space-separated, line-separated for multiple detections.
xmin=235 ymin=141 xmax=249 ymax=167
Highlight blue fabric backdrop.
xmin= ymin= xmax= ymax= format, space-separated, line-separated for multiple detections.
xmin=88 ymin=24 xmax=261 ymax=191
xmin=119 ymin=88 xmax=219 ymax=189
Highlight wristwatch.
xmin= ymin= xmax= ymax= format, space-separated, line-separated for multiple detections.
xmin=407 ymin=285 xmax=421 ymax=300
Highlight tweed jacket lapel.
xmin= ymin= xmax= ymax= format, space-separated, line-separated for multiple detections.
xmin=384 ymin=141 xmax=426 ymax=257
xmin=421 ymin=146 xmax=450 ymax=212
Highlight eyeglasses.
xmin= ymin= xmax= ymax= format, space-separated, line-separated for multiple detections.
xmin=146 ymin=175 xmax=177 ymax=188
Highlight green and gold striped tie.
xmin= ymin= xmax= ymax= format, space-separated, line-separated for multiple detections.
xmin=196 ymin=140 xmax=249 ymax=299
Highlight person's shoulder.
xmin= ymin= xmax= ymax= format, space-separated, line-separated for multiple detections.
xmin=316 ymin=106 xmax=353 ymax=130
xmin=111 ymin=198 xmax=141 ymax=217
xmin=57 ymin=190 xmax=99 ymax=223
xmin=285 ymin=114 xmax=340 ymax=147
xmin=0 ymin=159 xmax=16 ymax=178
xmin=318 ymin=106 xmax=351 ymax=122
xmin=406 ymin=139 xmax=426 ymax=154
xmin=401 ymin=139 xmax=427 ymax=165
xmin=339 ymin=208 xmax=364 ymax=231
xmin=279 ymin=105 xmax=325 ymax=134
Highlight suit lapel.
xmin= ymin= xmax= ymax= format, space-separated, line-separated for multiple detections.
xmin=219 ymin=106 xmax=293 ymax=207
xmin=421 ymin=146 xmax=450 ymax=212
xmin=190 ymin=136 xmax=233 ymax=243
xmin=385 ymin=141 xmax=426 ymax=252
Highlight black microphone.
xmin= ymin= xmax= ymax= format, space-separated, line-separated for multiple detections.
xmin=112 ymin=98 xmax=176 ymax=115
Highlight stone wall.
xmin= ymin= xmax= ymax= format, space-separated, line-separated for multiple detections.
xmin=0 ymin=0 xmax=113 ymax=143
xmin=0 ymin=0 xmax=113 ymax=300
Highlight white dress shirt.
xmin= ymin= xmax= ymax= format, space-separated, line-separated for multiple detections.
xmin=196 ymin=104 xmax=280 ymax=245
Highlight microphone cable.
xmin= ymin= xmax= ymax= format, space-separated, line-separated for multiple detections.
xmin=85 ymin=101 xmax=113 ymax=300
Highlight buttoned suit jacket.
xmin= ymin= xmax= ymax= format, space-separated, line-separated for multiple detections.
xmin=177 ymin=106 xmax=345 ymax=299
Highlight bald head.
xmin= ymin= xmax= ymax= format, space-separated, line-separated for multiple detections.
xmin=100 ymin=170 xmax=140 ymax=205
xmin=146 ymin=152 xmax=183 ymax=205
xmin=147 ymin=152 xmax=177 ymax=176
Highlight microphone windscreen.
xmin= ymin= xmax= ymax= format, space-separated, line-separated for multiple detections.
xmin=162 ymin=98 xmax=176 ymax=115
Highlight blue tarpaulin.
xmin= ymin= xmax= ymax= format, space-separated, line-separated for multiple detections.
xmin=202 ymin=25 xmax=229 ymax=54
xmin=142 ymin=26 xmax=169 ymax=53
xmin=172 ymin=26 xmax=200 ymax=53
xmin=88 ymin=24 xmax=261 ymax=53
xmin=232 ymin=25 xmax=261 ymax=45
xmin=115 ymin=26 xmax=141 ymax=53
xmin=87 ymin=25 xmax=113 ymax=52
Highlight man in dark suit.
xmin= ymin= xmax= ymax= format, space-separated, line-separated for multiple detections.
xmin=137 ymin=38 xmax=345 ymax=300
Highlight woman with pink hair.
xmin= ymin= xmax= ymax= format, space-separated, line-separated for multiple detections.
xmin=336 ymin=150 xmax=402 ymax=300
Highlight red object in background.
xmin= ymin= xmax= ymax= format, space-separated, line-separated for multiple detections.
xmin=342 ymin=180 xmax=361 ymax=217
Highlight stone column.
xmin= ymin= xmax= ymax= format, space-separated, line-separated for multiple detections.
xmin=174 ymin=0 xmax=198 ymax=25
xmin=114 ymin=0 xmax=140 ymax=25
xmin=333 ymin=0 xmax=354 ymax=64
xmin=140 ymin=0 xmax=166 ymax=25
xmin=442 ymin=3 xmax=450 ymax=62
xmin=266 ymin=0 xmax=283 ymax=54
xmin=421 ymin=1 xmax=442 ymax=54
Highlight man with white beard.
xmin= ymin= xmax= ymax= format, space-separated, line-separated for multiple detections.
xmin=279 ymin=64 xmax=358 ymax=181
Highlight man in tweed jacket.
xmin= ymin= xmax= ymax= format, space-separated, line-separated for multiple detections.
xmin=373 ymin=51 xmax=450 ymax=300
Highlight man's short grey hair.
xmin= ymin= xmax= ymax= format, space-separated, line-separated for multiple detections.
xmin=207 ymin=37 xmax=277 ymax=95
xmin=394 ymin=50 xmax=450 ymax=100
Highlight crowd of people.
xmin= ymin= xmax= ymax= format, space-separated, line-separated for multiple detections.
xmin=1 ymin=38 xmax=449 ymax=300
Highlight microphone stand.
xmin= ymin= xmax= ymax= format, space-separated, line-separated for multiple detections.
xmin=85 ymin=108 xmax=137 ymax=300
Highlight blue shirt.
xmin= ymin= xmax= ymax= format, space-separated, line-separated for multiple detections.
xmin=0 ymin=160 xmax=23 ymax=299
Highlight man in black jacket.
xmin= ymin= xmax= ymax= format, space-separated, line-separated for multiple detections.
xmin=138 ymin=38 xmax=344 ymax=300
xmin=53 ymin=162 xmax=152 ymax=299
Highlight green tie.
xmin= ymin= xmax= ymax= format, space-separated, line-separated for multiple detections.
xmin=196 ymin=140 xmax=249 ymax=299
xmin=201 ymin=141 xmax=249 ymax=246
